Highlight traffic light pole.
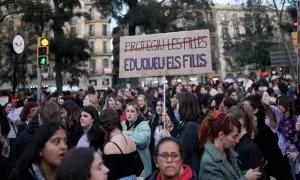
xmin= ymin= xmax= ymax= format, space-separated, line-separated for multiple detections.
xmin=37 ymin=66 xmax=42 ymax=102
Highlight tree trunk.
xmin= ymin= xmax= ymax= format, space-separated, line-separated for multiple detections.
xmin=53 ymin=0 xmax=65 ymax=93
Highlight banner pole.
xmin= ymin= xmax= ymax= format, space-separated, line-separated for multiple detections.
xmin=163 ymin=76 xmax=166 ymax=130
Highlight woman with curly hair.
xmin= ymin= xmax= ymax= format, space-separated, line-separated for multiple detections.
xmin=100 ymin=108 xmax=138 ymax=180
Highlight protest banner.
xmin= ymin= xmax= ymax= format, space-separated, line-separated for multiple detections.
xmin=119 ymin=29 xmax=212 ymax=78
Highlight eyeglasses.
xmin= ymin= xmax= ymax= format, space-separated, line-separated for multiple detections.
xmin=157 ymin=153 xmax=180 ymax=161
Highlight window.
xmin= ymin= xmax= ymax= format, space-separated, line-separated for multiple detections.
xmin=70 ymin=26 xmax=76 ymax=36
xmin=89 ymin=41 xmax=94 ymax=52
xmin=103 ymin=41 xmax=107 ymax=53
xmin=89 ymin=59 xmax=96 ymax=73
xmin=234 ymin=27 xmax=240 ymax=37
xmin=101 ymin=13 xmax=107 ymax=19
xmin=197 ymin=12 xmax=203 ymax=20
xmin=89 ymin=25 xmax=95 ymax=36
xmin=89 ymin=8 xmax=94 ymax=20
xmin=102 ymin=24 xmax=107 ymax=36
xmin=222 ymin=27 xmax=229 ymax=40
xmin=102 ymin=59 xmax=109 ymax=69
xmin=233 ymin=14 xmax=239 ymax=26
xmin=208 ymin=12 xmax=213 ymax=21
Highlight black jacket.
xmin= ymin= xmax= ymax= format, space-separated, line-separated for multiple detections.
xmin=15 ymin=113 xmax=39 ymax=159
xmin=67 ymin=122 xmax=82 ymax=148
xmin=176 ymin=121 xmax=200 ymax=175
xmin=254 ymin=105 xmax=293 ymax=180
xmin=235 ymin=133 xmax=262 ymax=171
xmin=0 ymin=155 xmax=12 ymax=180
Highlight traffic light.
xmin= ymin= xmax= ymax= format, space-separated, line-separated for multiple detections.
xmin=37 ymin=37 xmax=49 ymax=66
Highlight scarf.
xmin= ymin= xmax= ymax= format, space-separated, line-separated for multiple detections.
xmin=155 ymin=164 xmax=193 ymax=180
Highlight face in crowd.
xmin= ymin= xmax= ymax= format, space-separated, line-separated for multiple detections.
xmin=175 ymin=84 xmax=182 ymax=94
xmin=56 ymin=148 xmax=109 ymax=180
xmin=80 ymin=111 xmax=94 ymax=130
xmin=83 ymin=96 xmax=91 ymax=107
xmin=125 ymin=104 xmax=139 ymax=124
xmin=156 ymin=101 xmax=163 ymax=115
xmin=124 ymin=88 xmax=131 ymax=98
xmin=41 ymin=128 xmax=68 ymax=168
xmin=218 ymin=87 xmax=224 ymax=94
xmin=115 ymin=100 xmax=122 ymax=111
xmin=107 ymin=97 xmax=115 ymax=109
xmin=216 ymin=117 xmax=240 ymax=149
xmin=155 ymin=139 xmax=183 ymax=179
xmin=5 ymin=103 xmax=12 ymax=114
xmin=230 ymin=92 xmax=238 ymax=101
xmin=261 ymin=91 xmax=270 ymax=105
xmin=137 ymin=96 xmax=147 ymax=109
xmin=90 ymin=152 xmax=109 ymax=180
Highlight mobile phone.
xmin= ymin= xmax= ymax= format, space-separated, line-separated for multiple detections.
xmin=259 ymin=159 xmax=268 ymax=172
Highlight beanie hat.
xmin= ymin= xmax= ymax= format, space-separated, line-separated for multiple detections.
xmin=82 ymin=106 xmax=99 ymax=120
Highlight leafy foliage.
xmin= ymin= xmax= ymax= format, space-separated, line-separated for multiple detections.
xmin=21 ymin=0 xmax=90 ymax=92
xmin=233 ymin=0 xmax=277 ymax=69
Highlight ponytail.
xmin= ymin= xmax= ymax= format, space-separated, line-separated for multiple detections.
xmin=199 ymin=114 xmax=213 ymax=147
xmin=199 ymin=110 xmax=241 ymax=147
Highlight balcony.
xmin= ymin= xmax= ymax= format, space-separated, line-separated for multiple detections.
xmin=90 ymin=51 xmax=113 ymax=56
xmin=84 ymin=31 xmax=111 ymax=39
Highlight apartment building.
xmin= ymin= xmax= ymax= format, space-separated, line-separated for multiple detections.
xmin=0 ymin=0 xmax=112 ymax=91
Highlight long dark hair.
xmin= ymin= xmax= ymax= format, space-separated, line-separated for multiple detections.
xmin=10 ymin=123 xmax=66 ymax=179
xmin=0 ymin=105 xmax=10 ymax=137
xmin=178 ymin=92 xmax=201 ymax=122
xmin=61 ymin=100 xmax=81 ymax=128
xmin=81 ymin=106 xmax=104 ymax=150
xmin=99 ymin=109 xmax=122 ymax=141
xmin=55 ymin=148 xmax=95 ymax=180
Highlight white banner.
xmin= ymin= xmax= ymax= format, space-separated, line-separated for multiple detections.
xmin=119 ymin=30 xmax=212 ymax=78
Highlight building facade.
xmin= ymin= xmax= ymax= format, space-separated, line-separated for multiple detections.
xmin=0 ymin=0 xmax=112 ymax=91
xmin=213 ymin=4 xmax=283 ymax=81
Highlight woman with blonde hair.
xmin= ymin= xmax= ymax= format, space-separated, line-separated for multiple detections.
xmin=83 ymin=94 xmax=100 ymax=112
xmin=229 ymin=102 xmax=263 ymax=173
xmin=102 ymin=94 xmax=116 ymax=110
xmin=137 ymin=94 xmax=154 ymax=123
xmin=122 ymin=101 xmax=152 ymax=178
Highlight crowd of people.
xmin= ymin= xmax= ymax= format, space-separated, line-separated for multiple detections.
xmin=0 ymin=75 xmax=300 ymax=180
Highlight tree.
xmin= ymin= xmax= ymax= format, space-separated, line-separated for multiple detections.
xmin=0 ymin=0 xmax=23 ymax=23
xmin=233 ymin=0 xmax=277 ymax=69
xmin=0 ymin=19 xmax=36 ymax=92
xmin=21 ymin=0 xmax=90 ymax=93
xmin=96 ymin=0 xmax=214 ymax=87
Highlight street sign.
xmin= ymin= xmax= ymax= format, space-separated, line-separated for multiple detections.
xmin=12 ymin=35 xmax=25 ymax=54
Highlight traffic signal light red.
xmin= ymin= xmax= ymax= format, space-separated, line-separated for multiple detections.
xmin=37 ymin=37 xmax=49 ymax=66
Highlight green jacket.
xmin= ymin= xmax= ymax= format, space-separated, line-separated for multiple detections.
xmin=122 ymin=120 xmax=152 ymax=178
xmin=199 ymin=141 xmax=246 ymax=180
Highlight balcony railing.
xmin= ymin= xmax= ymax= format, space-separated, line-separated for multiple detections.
xmin=84 ymin=31 xmax=111 ymax=38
